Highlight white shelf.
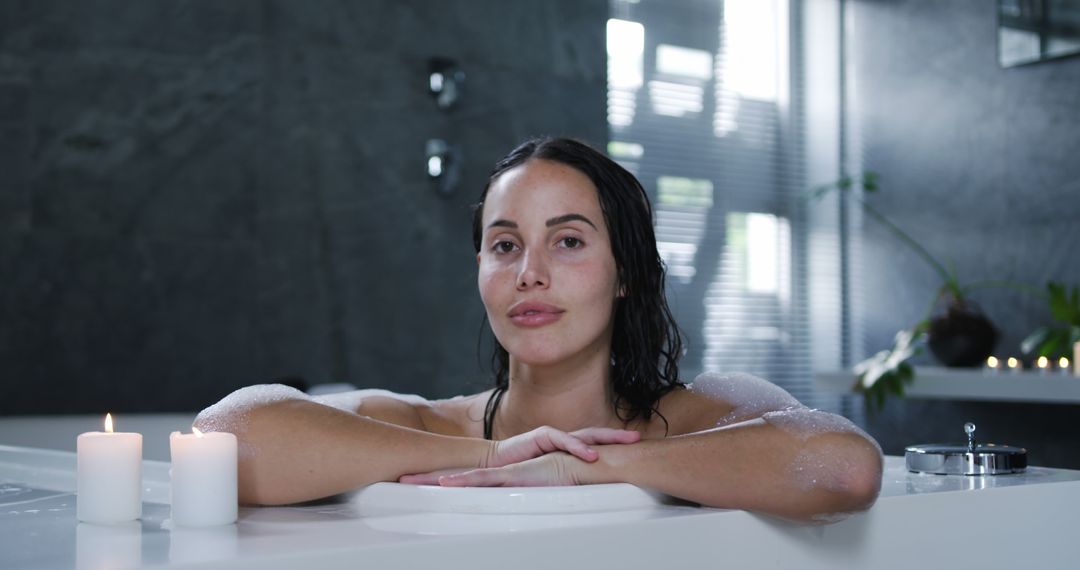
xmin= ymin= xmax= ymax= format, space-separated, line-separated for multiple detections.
xmin=815 ymin=366 xmax=1080 ymax=404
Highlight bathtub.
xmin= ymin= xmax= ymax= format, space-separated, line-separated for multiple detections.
xmin=2 ymin=417 xmax=1079 ymax=569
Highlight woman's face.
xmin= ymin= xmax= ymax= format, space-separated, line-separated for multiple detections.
xmin=477 ymin=159 xmax=622 ymax=368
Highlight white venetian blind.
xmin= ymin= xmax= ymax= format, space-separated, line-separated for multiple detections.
xmin=608 ymin=0 xmax=851 ymax=413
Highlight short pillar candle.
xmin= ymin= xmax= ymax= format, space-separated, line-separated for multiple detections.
xmin=77 ymin=413 xmax=143 ymax=523
xmin=169 ymin=428 xmax=238 ymax=527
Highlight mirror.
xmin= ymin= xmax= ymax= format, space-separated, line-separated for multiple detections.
xmin=999 ymin=0 xmax=1080 ymax=67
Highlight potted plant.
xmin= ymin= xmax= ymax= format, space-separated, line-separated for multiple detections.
xmin=811 ymin=173 xmax=1006 ymax=409
xmin=1021 ymin=282 xmax=1080 ymax=360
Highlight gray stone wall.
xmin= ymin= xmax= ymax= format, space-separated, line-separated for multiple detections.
xmin=0 ymin=1 xmax=608 ymax=414
xmin=851 ymin=0 xmax=1080 ymax=467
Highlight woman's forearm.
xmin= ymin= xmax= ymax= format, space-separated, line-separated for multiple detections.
xmin=584 ymin=418 xmax=883 ymax=521
xmin=194 ymin=391 xmax=492 ymax=506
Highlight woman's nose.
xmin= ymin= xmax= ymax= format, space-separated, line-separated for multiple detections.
xmin=516 ymin=250 xmax=549 ymax=290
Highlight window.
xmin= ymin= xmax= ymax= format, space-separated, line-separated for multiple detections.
xmin=608 ymin=0 xmax=852 ymax=414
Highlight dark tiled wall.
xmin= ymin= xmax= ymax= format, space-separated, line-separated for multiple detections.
xmin=851 ymin=0 xmax=1080 ymax=467
xmin=0 ymin=1 xmax=608 ymax=413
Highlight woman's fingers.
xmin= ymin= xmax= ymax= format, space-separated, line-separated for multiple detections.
xmin=489 ymin=426 xmax=642 ymax=469
xmin=399 ymin=467 xmax=470 ymax=485
xmin=438 ymin=468 xmax=508 ymax=487
xmin=398 ymin=473 xmax=440 ymax=485
xmin=539 ymin=428 xmax=598 ymax=462
xmin=440 ymin=453 xmax=579 ymax=487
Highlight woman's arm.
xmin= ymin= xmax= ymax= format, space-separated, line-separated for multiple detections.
xmin=194 ymin=384 xmax=640 ymax=506
xmin=582 ymin=415 xmax=883 ymax=521
xmin=193 ymin=385 xmax=493 ymax=506
xmin=429 ymin=373 xmax=883 ymax=522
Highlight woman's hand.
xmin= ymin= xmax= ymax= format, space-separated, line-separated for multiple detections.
xmin=434 ymin=452 xmax=583 ymax=487
xmin=398 ymin=426 xmax=639 ymax=485
xmin=488 ymin=426 xmax=639 ymax=468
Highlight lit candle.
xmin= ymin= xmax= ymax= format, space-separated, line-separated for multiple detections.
xmin=985 ymin=356 xmax=1000 ymax=374
xmin=169 ymin=427 xmax=238 ymax=527
xmin=1007 ymin=357 xmax=1021 ymax=374
xmin=1037 ymin=356 xmax=1049 ymax=375
xmin=77 ymin=413 xmax=143 ymax=523
xmin=1060 ymin=357 xmax=1071 ymax=376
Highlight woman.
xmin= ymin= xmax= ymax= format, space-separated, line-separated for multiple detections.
xmin=195 ymin=137 xmax=882 ymax=522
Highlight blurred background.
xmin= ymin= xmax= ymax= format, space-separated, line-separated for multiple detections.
xmin=2 ymin=0 xmax=1078 ymax=466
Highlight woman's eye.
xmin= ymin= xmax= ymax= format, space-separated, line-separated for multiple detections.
xmin=493 ymin=240 xmax=518 ymax=254
xmin=558 ymin=237 xmax=582 ymax=249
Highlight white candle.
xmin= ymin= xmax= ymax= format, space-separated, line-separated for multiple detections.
xmin=1060 ymin=357 xmax=1072 ymax=377
xmin=1037 ymin=356 xmax=1050 ymax=375
xmin=77 ymin=413 xmax=143 ymax=524
xmin=985 ymin=356 xmax=1000 ymax=374
xmin=169 ymin=428 xmax=238 ymax=527
xmin=1006 ymin=357 xmax=1021 ymax=374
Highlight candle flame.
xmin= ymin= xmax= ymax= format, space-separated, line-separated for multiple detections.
xmin=104 ymin=413 xmax=114 ymax=433
xmin=192 ymin=426 xmax=204 ymax=437
xmin=1007 ymin=357 xmax=1019 ymax=369
xmin=986 ymin=356 xmax=999 ymax=368
xmin=1037 ymin=356 xmax=1049 ymax=369
xmin=1060 ymin=357 xmax=1070 ymax=369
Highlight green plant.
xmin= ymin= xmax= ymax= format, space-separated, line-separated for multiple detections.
xmin=809 ymin=173 xmax=1024 ymax=409
xmin=1021 ymin=282 xmax=1080 ymax=358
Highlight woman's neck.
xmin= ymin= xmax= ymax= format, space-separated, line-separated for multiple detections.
xmin=495 ymin=350 xmax=620 ymax=438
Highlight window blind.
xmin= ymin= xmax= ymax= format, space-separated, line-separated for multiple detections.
xmin=608 ymin=0 xmax=853 ymax=414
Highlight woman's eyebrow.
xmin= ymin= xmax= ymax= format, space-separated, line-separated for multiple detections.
xmin=546 ymin=213 xmax=598 ymax=230
xmin=486 ymin=219 xmax=517 ymax=230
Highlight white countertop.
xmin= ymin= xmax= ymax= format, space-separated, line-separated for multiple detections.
xmin=3 ymin=445 xmax=1080 ymax=569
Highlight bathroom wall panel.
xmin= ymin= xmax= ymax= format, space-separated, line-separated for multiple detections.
xmin=0 ymin=0 xmax=607 ymax=413
xmin=0 ymin=120 xmax=31 ymax=232
xmin=852 ymin=0 xmax=1080 ymax=467
xmin=0 ymin=232 xmax=258 ymax=413
xmin=25 ymin=39 xmax=262 ymax=242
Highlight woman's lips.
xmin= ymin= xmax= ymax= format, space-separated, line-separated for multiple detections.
xmin=508 ymin=302 xmax=565 ymax=327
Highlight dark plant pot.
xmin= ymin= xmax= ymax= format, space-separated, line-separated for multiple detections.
xmin=927 ymin=301 xmax=999 ymax=367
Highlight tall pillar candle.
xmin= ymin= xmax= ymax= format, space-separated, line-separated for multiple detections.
xmin=77 ymin=413 xmax=143 ymax=523
xmin=169 ymin=428 xmax=238 ymax=526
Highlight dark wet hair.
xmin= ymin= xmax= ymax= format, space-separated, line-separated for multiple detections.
xmin=472 ymin=137 xmax=684 ymax=439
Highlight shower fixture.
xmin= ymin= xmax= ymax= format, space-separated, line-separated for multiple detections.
xmin=426 ymin=138 xmax=460 ymax=196
xmin=428 ymin=57 xmax=465 ymax=111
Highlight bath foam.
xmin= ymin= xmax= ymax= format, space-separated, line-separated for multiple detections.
xmin=762 ymin=408 xmax=880 ymax=451
xmin=787 ymin=447 xmax=873 ymax=495
xmin=767 ymin=408 xmax=884 ymax=505
xmin=688 ymin=371 xmax=803 ymax=425
xmin=194 ymin=384 xmax=310 ymax=434
xmin=314 ymin=389 xmax=431 ymax=414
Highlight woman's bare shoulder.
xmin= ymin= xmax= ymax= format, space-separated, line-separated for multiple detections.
xmin=420 ymin=390 xmax=493 ymax=438
xmin=657 ymin=372 xmax=802 ymax=435
xmin=311 ymin=389 xmax=432 ymax=430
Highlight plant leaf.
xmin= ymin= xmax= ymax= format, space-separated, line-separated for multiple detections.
xmin=1048 ymin=282 xmax=1073 ymax=323
xmin=1021 ymin=327 xmax=1050 ymax=355
xmin=1040 ymin=334 xmax=1063 ymax=359
xmin=862 ymin=171 xmax=880 ymax=192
